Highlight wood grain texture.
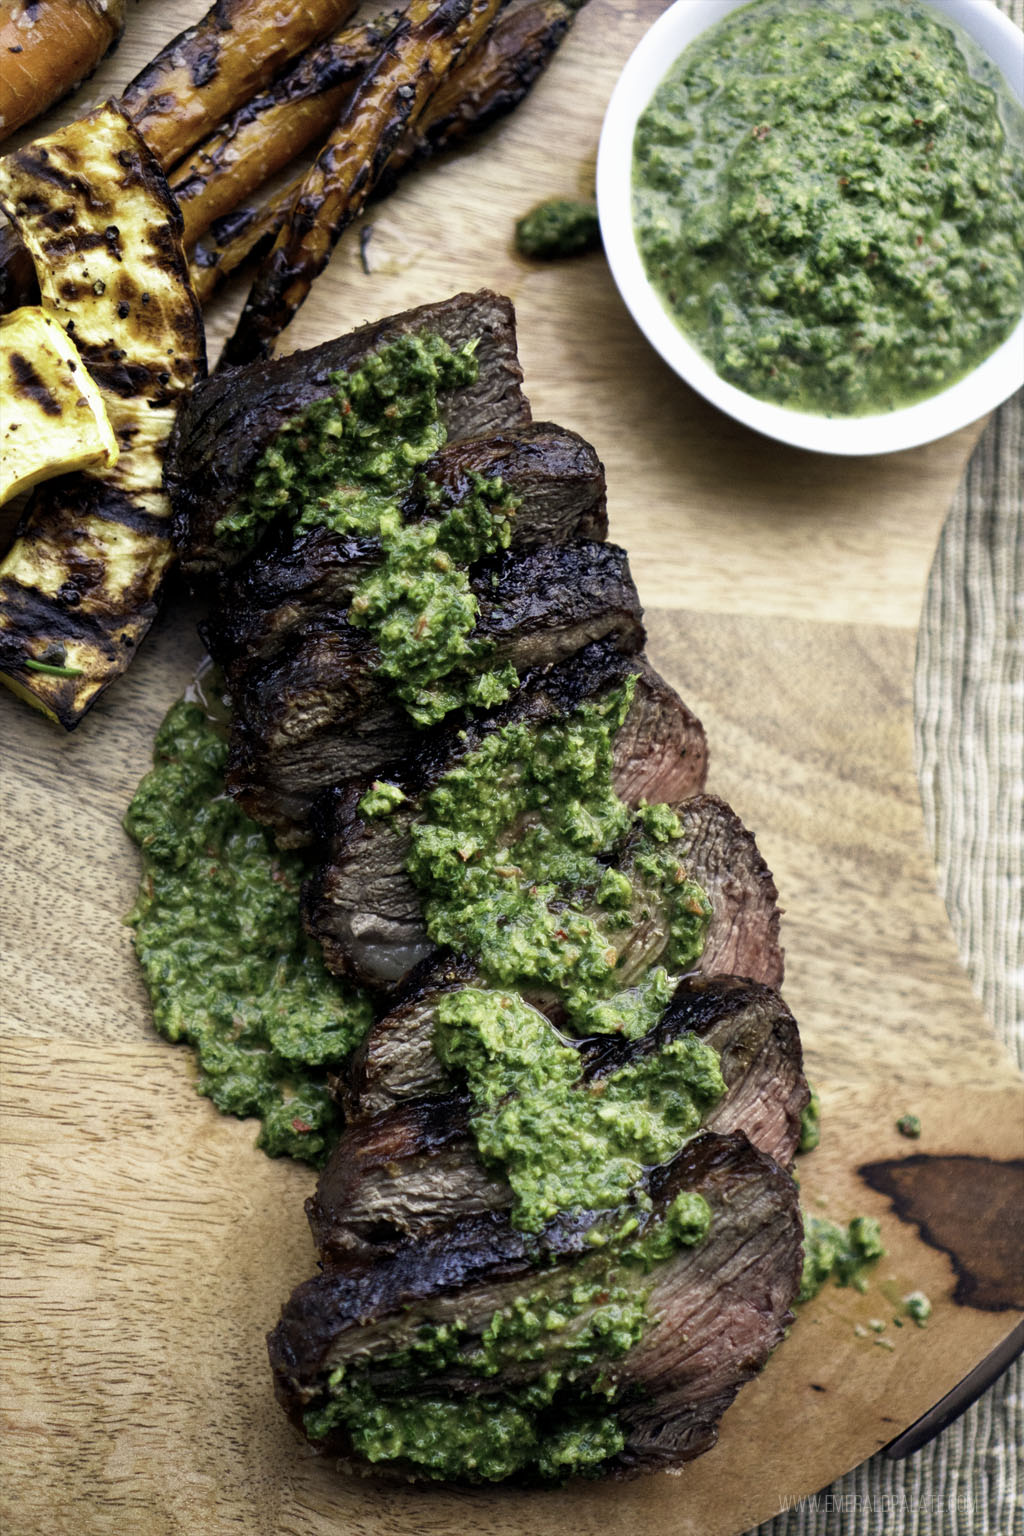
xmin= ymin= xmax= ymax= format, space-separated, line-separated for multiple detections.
xmin=2 ymin=2 xmax=1021 ymax=1534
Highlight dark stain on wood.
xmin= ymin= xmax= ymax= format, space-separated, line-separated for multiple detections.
xmin=859 ymin=1155 xmax=1024 ymax=1312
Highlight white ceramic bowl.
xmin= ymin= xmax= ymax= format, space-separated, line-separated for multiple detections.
xmin=597 ymin=0 xmax=1024 ymax=456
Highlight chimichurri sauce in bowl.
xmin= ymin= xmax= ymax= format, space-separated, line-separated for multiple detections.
xmin=598 ymin=0 xmax=1024 ymax=450
xmin=631 ymin=0 xmax=1024 ymax=417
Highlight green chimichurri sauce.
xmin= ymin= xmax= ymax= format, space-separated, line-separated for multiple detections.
xmin=798 ymin=1083 xmax=821 ymax=1152
xmin=434 ymin=987 xmax=724 ymax=1231
xmin=798 ymin=1213 xmax=885 ymax=1301
xmin=348 ymin=475 xmax=519 ymax=725
xmin=407 ymin=677 xmax=713 ymax=1038
xmin=125 ymin=701 xmax=372 ymax=1164
xmin=515 ymin=199 xmax=602 ymax=260
xmin=633 ymin=0 xmax=1024 ymax=414
xmin=301 ymin=1190 xmax=710 ymax=1482
xmin=215 ymin=333 xmax=522 ymax=726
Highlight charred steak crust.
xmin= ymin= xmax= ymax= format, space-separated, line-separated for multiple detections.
xmin=307 ymin=973 xmax=808 ymax=1263
xmin=200 ymin=422 xmax=609 ymax=675
xmin=166 ymin=289 xmax=531 ymax=577
xmin=268 ymin=1130 xmax=803 ymax=1480
xmin=303 ymin=639 xmax=711 ymax=990
xmin=218 ymin=541 xmax=647 ymax=845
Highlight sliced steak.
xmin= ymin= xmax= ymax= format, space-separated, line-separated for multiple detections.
xmin=340 ymin=954 xmax=479 ymax=1119
xmin=676 ymin=794 xmax=783 ymax=988
xmin=167 ymin=290 xmax=531 ymax=578
xmin=304 ymin=641 xmax=709 ymax=990
xmin=309 ymin=1092 xmax=506 ymax=1259
xmin=201 ymin=422 xmax=609 ymax=675
xmin=347 ymin=963 xmax=800 ymax=1125
xmin=201 ymin=423 xmax=607 ymax=675
xmin=308 ymin=973 xmax=807 ymax=1261
xmin=222 ymin=541 xmax=646 ymax=844
xmin=268 ymin=1130 xmax=802 ymax=1481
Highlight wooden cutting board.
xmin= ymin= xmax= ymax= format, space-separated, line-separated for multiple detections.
xmin=2 ymin=3 xmax=1022 ymax=1534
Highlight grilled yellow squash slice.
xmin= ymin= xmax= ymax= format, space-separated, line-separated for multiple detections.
xmin=0 ymin=100 xmax=205 ymax=727
xmin=0 ymin=306 xmax=118 ymax=505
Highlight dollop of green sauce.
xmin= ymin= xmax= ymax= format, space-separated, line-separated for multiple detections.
xmin=633 ymin=0 xmax=1024 ymax=414
xmin=215 ymin=334 xmax=479 ymax=551
xmin=902 ymin=1289 xmax=931 ymax=1327
xmin=799 ymin=1213 xmax=885 ymax=1301
xmin=302 ymin=1192 xmax=710 ymax=1481
xmin=348 ymin=476 xmax=519 ymax=725
xmin=434 ymin=987 xmax=725 ymax=1231
xmin=515 ymin=199 xmax=602 ymax=260
xmin=214 ymin=333 xmax=522 ymax=725
xmin=308 ymin=1381 xmax=626 ymax=1484
xmin=798 ymin=1083 xmax=821 ymax=1152
xmin=125 ymin=701 xmax=371 ymax=1164
xmin=407 ymin=677 xmax=713 ymax=1037
xmin=357 ymin=778 xmax=407 ymax=818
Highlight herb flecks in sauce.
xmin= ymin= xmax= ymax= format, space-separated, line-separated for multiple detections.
xmin=357 ymin=779 xmax=407 ymax=818
xmin=214 ymin=332 xmax=526 ymax=726
xmin=301 ymin=1190 xmax=711 ymax=1481
xmin=515 ymin=199 xmax=602 ymax=260
xmin=126 ymin=701 xmax=371 ymax=1164
xmin=434 ymin=987 xmax=724 ymax=1231
xmin=306 ymin=1378 xmax=626 ymax=1483
xmin=896 ymin=1112 xmax=922 ymax=1139
xmin=902 ymin=1289 xmax=931 ymax=1327
xmin=348 ymin=474 xmax=520 ymax=726
xmin=633 ymin=0 xmax=1024 ymax=414
xmin=407 ymin=678 xmax=713 ymax=1037
xmin=799 ymin=1213 xmax=885 ymax=1302
xmin=215 ymin=333 xmax=479 ymax=551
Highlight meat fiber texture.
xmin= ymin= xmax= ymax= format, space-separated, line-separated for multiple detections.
xmin=268 ymin=1131 xmax=804 ymax=1480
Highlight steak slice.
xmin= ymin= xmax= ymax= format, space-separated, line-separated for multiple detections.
xmin=308 ymin=973 xmax=807 ymax=1261
xmin=304 ymin=641 xmax=709 ymax=990
xmin=167 ymin=290 xmax=531 ymax=578
xmin=677 ymin=794 xmax=783 ymax=988
xmin=201 ymin=422 xmax=609 ymax=675
xmin=267 ymin=1130 xmax=802 ymax=1482
xmin=221 ymin=541 xmax=646 ymax=845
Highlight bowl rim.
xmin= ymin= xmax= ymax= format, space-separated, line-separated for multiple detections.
xmin=596 ymin=0 xmax=1024 ymax=457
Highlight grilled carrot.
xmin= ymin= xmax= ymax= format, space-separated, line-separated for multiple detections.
xmin=119 ymin=0 xmax=361 ymax=173
xmin=172 ymin=11 xmax=401 ymax=248
xmin=189 ymin=0 xmax=589 ymax=306
xmin=222 ymin=0 xmax=503 ymax=368
xmin=0 ymin=0 xmax=126 ymax=144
